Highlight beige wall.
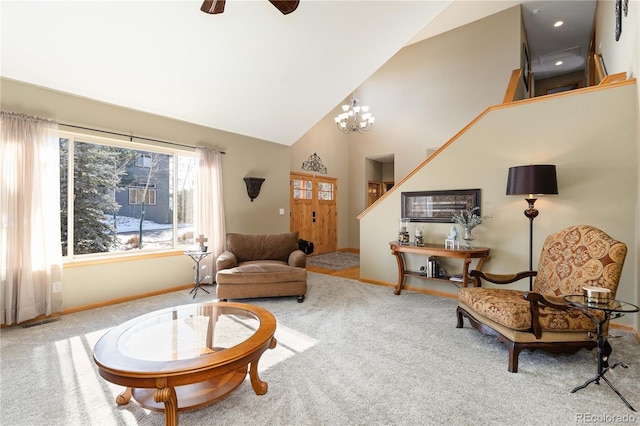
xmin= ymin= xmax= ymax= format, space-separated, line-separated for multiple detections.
xmin=360 ymin=83 xmax=638 ymax=328
xmin=1 ymin=77 xmax=292 ymax=309
xmin=292 ymin=2 xmax=639 ymax=332
xmin=291 ymin=6 xmax=523 ymax=249
xmin=290 ymin=104 xmax=350 ymax=248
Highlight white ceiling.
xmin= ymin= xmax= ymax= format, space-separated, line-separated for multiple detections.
xmin=1 ymin=1 xmax=595 ymax=146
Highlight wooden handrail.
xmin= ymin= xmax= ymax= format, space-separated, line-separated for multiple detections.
xmin=503 ymin=69 xmax=521 ymax=103
xmin=599 ymin=72 xmax=627 ymax=85
xmin=594 ymin=53 xmax=606 ymax=84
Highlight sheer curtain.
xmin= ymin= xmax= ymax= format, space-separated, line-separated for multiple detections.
xmin=196 ymin=147 xmax=226 ymax=284
xmin=1 ymin=111 xmax=63 ymax=324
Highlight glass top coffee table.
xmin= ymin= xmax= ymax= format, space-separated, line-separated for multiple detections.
xmin=93 ymin=302 xmax=277 ymax=425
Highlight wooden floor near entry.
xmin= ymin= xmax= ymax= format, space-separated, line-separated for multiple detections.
xmin=306 ymin=265 xmax=359 ymax=280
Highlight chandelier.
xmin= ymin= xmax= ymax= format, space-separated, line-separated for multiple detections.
xmin=334 ymin=92 xmax=375 ymax=133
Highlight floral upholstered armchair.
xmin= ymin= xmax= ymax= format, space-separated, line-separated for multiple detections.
xmin=457 ymin=225 xmax=627 ymax=373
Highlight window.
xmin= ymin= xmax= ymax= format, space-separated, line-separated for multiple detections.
xmin=318 ymin=182 xmax=334 ymax=200
xmin=135 ymin=153 xmax=152 ymax=168
xmin=60 ymin=132 xmax=197 ymax=257
xmin=128 ymin=185 xmax=157 ymax=205
xmin=292 ymin=178 xmax=312 ymax=199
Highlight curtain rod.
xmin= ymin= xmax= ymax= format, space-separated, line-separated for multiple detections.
xmin=59 ymin=123 xmax=226 ymax=154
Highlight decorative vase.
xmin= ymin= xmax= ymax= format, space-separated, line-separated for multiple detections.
xmin=462 ymin=226 xmax=474 ymax=249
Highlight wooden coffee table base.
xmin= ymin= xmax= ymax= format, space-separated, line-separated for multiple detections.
xmin=112 ymin=342 xmax=276 ymax=426
xmin=94 ymin=302 xmax=278 ymax=426
xmin=122 ymin=369 xmax=247 ymax=412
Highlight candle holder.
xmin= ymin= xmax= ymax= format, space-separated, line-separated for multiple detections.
xmin=398 ymin=218 xmax=410 ymax=245
xmin=414 ymin=226 xmax=424 ymax=246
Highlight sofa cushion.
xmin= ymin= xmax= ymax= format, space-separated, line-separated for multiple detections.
xmin=458 ymin=287 xmax=598 ymax=332
xmin=216 ymin=261 xmax=307 ymax=285
xmin=226 ymin=232 xmax=299 ymax=263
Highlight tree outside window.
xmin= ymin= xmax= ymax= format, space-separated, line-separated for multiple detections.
xmin=60 ymin=134 xmax=196 ymax=257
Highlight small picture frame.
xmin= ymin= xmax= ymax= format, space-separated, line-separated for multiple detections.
xmin=401 ymin=189 xmax=480 ymax=223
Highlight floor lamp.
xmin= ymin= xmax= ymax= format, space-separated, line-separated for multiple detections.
xmin=506 ymin=165 xmax=558 ymax=290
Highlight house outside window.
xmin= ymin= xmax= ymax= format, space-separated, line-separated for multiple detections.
xmin=60 ymin=132 xmax=197 ymax=257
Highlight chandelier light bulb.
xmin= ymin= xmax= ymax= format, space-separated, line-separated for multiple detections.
xmin=334 ymin=92 xmax=375 ymax=134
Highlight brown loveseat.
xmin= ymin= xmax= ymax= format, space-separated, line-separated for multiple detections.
xmin=215 ymin=232 xmax=307 ymax=302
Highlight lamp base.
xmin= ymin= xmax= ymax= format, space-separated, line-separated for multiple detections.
xmin=524 ymin=197 xmax=539 ymax=220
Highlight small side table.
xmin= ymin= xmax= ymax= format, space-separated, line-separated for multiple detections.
xmin=564 ymin=294 xmax=639 ymax=411
xmin=184 ymin=251 xmax=212 ymax=298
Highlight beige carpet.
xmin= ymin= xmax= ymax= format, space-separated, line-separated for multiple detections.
xmin=1 ymin=272 xmax=639 ymax=425
xmin=306 ymin=251 xmax=359 ymax=270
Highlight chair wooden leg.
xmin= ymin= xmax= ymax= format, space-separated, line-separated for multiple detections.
xmin=507 ymin=342 xmax=521 ymax=373
xmin=456 ymin=306 xmax=464 ymax=328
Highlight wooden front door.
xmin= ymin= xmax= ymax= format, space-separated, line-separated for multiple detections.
xmin=290 ymin=172 xmax=337 ymax=255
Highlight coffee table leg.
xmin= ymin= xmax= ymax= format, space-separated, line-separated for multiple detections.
xmin=154 ymin=386 xmax=178 ymax=426
xmin=116 ymin=387 xmax=132 ymax=405
xmin=249 ymin=337 xmax=277 ymax=395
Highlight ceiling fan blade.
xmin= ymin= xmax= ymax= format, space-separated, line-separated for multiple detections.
xmin=201 ymin=0 xmax=226 ymax=14
xmin=268 ymin=0 xmax=299 ymax=15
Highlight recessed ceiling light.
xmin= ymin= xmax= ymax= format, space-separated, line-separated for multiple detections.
xmin=554 ymin=21 xmax=564 ymax=27
xmin=555 ymin=61 xmax=564 ymax=66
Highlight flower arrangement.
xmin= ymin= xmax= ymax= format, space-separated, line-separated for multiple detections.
xmin=451 ymin=207 xmax=490 ymax=230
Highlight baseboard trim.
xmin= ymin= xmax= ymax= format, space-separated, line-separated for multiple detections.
xmin=337 ymin=248 xmax=360 ymax=254
xmin=359 ymin=278 xmax=457 ymax=300
xmin=1 ymin=283 xmax=195 ymax=328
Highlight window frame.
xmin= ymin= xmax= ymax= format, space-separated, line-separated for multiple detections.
xmin=128 ymin=185 xmax=157 ymax=205
xmin=60 ymin=130 xmax=198 ymax=262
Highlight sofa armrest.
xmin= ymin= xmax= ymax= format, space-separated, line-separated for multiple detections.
xmin=469 ymin=270 xmax=537 ymax=286
xmin=522 ymin=291 xmax=571 ymax=339
xmin=216 ymin=251 xmax=238 ymax=271
xmin=288 ymin=249 xmax=307 ymax=268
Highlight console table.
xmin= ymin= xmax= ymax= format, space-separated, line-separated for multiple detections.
xmin=389 ymin=242 xmax=490 ymax=294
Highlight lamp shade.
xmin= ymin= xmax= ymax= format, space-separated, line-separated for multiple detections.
xmin=506 ymin=165 xmax=558 ymax=196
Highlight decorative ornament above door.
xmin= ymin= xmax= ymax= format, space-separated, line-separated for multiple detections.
xmin=302 ymin=152 xmax=327 ymax=174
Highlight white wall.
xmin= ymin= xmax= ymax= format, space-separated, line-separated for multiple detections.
xmin=594 ymin=0 xmax=640 ymax=330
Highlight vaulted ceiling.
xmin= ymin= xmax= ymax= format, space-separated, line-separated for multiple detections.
xmin=1 ymin=1 xmax=594 ymax=146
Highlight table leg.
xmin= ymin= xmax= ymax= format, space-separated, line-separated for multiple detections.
xmin=116 ymin=387 xmax=132 ymax=405
xmin=248 ymin=337 xmax=277 ymax=395
xmin=154 ymin=386 xmax=178 ymax=426
xmin=393 ymin=251 xmax=405 ymax=295
xmin=570 ymin=315 xmax=637 ymax=411
xmin=189 ymin=258 xmax=210 ymax=298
